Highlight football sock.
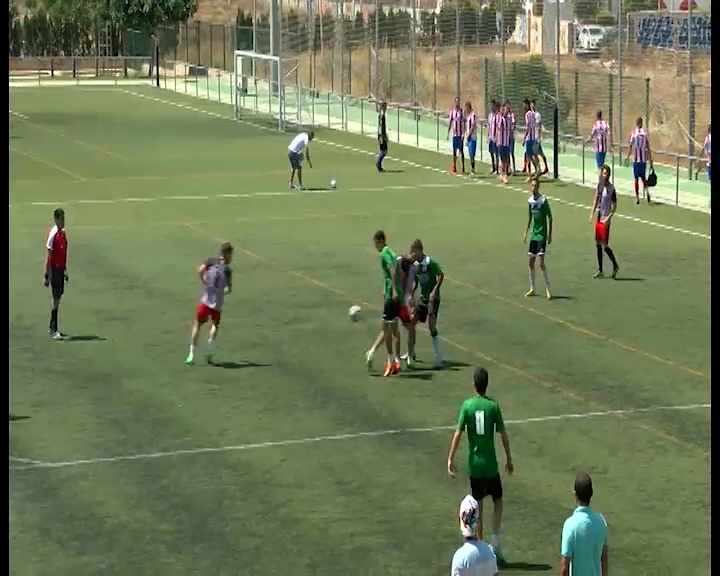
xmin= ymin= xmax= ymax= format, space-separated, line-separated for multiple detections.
xmin=604 ymin=246 xmax=618 ymax=268
xmin=470 ymin=159 xmax=475 ymax=171
xmin=206 ymin=339 xmax=215 ymax=354
xmin=528 ymin=267 xmax=536 ymax=291
xmin=49 ymin=309 xmax=58 ymax=333
xmin=189 ymin=344 xmax=196 ymax=355
xmin=633 ymin=180 xmax=639 ymax=199
xmin=542 ymin=268 xmax=551 ymax=289
xmin=596 ymin=244 xmax=604 ymax=272
xmin=431 ymin=335 xmax=441 ymax=358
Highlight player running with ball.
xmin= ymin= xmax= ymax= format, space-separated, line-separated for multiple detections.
xmin=409 ymin=239 xmax=445 ymax=368
xmin=185 ymin=243 xmax=234 ymax=365
xmin=523 ymin=178 xmax=553 ymax=300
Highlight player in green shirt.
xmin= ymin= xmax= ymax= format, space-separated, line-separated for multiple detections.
xmin=409 ymin=239 xmax=445 ymax=368
xmin=447 ymin=367 xmax=514 ymax=564
xmin=522 ymin=177 xmax=553 ymax=300
xmin=367 ymin=230 xmax=403 ymax=376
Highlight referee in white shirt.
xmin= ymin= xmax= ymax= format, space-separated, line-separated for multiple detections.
xmin=451 ymin=495 xmax=499 ymax=576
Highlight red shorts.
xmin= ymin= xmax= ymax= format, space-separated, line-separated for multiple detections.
xmin=195 ymin=303 xmax=221 ymax=325
xmin=595 ymin=220 xmax=611 ymax=245
xmin=398 ymin=304 xmax=412 ymax=324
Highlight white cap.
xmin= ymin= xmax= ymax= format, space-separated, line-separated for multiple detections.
xmin=458 ymin=494 xmax=479 ymax=537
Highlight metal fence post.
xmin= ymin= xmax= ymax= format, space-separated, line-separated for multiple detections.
xmin=644 ymin=77 xmax=650 ymax=131
xmin=483 ymin=57 xmax=489 ymax=115
xmin=608 ymin=73 xmax=614 ymax=161
xmin=574 ymin=71 xmax=579 ymax=136
xmin=688 ymin=82 xmax=696 ymax=177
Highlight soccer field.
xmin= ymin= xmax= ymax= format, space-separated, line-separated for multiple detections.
xmin=9 ymin=86 xmax=711 ymax=576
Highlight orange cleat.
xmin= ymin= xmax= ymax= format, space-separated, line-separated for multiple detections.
xmin=383 ymin=361 xmax=394 ymax=377
xmin=392 ymin=360 xmax=402 ymax=374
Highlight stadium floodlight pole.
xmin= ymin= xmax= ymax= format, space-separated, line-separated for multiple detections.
xmin=455 ymin=0 xmax=461 ymax=100
xmin=687 ymin=0 xmax=694 ymax=173
xmin=374 ymin=0 xmax=379 ymax=98
xmin=553 ymin=0 xmax=561 ymax=180
xmin=616 ymin=0 xmax=623 ymax=168
xmin=269 ymin=0 xmax=281 ymax=96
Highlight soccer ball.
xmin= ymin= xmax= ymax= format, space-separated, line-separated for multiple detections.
xmin=348 ymin=305 xmax=361 ymax=322
xmin=330 ymin=179 xmax=337 ymax=189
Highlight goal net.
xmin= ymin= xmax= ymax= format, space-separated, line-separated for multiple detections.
xmin=233 ymin=50 xmax=305 ymax=131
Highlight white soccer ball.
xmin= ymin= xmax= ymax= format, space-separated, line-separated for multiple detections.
xmin=348 ymin=305 xmax=361 ymax=322
xmin=330 ymin=179 xmax=337 ymax=189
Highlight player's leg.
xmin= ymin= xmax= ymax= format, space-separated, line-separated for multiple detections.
xmin=288 ymin=152 xmax=297 ymax=188
xmin=296 ymin=153 xmax=305 ymax=190
xmin=539 ymin=143 xmax=549 ymax=173
xmin=404 ymin=320 xmax=416 ymax=367
xmin=603 ymin=225 xmax=619 ymax=278
xmin=468 ymin=138 xmax=476 ymax=174
xmin=632 ymin=162 xmax=642 ymax=203
xmin=381 ymin=300 xmax=400 ymax=376
xmin=377 ymin=140 xmax=388 ymax=171
xmin=204 ymin=311 xmax=221 ymax=363
xmin=510 ymin=140 xmax=517 ymax=174
xmin=366 ymin=329 xmax=386 ymax=370
xmin=489 ymin=142 xmax=496 ymax=174
xmin=526 ymin=244 xmax=537 ymax=296
xmin=49 ymin=267 xmax=65 ymax=338
xmin=488 ymin=475 xmax=506 ymax=563
xmin=469 ymin=477 xmax=488 ymax=540
xmin=538 ymin=246 xmax=552 ymax=300
xmin=593 ymin=221 xmax=605 ymax=277
xmin=427 ymin=300 xmax=443 ymax=367
xmin=186 ymin=305 xmax=208 ymax=364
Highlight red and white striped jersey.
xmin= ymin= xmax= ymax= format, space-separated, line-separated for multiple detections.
xmin=629 ymin=128 xmax=649 ymax=163
xmin=591 ymin=120 xmax=611 ymax=153
xmin=495 ymin=113 xmax=512 ymax=147
xmin=524 ymin=110 xmax=538 ymax=141
xmin=448 ymin=108 xmax=464 ymax=138
xmin=703 ymin=134 xmax=711 ymax=167
xmin=466 ymin=111 xmax=477 ymax=139
xmin=487 ymin=111 xmax=497 ymax=143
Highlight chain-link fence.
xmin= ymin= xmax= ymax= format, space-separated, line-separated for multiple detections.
xmin=144 ymin=5 xmax=709 ymax=163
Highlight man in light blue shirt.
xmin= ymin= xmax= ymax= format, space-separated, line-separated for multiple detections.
xmin=451 ymin=495 xmax=499 ymax=576
xmin=560 ymin=473 xmax=608 ymax=576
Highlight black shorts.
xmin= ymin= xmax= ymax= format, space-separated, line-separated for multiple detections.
xmin=528 ymin=240 xmax=547 ymax=256
xmin=378 ymin=138 xmax=388 ymax=153
xmin=49 ymin=266 xmax=66 ymax=299
xmin=382 ymin=298 xmax=399 ymax=322
xmin=470 ymin=474 xmax=503 ymax=502
xmin=415 ymin=299 xmax=440 ymax=323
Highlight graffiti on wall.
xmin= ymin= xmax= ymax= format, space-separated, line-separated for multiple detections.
xmin=630 ymin=11 xmax=711 ymax=52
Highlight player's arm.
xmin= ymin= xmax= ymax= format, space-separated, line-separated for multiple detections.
xmin=524 ymin=203 xmax=532 ymax=240
xmin=495 ymin=405 xmax=513 ymax=474
xmin=588 ymin=189 xmax=600 ymax=222
xmin=429 ymin=261 xmax=444 ymax=300
xmin=197 ymin=261 xmax=210 ymax=283
xmin=225 ymin=267 xmax=233 ymax=294
xmin=447 ymin=406 xmax=466 ymax=477
xmin=560 ymin=520 xmax=573 ymax=576
xmin=306 ymin=145 xmax=312 ymax=168
xmin=601 ymin=543 xmax=608 ymax=576
xmin=44 ymin=228 xmax=56 ymax=284
xmin=546 ymin=201 xmax=553 ymax=244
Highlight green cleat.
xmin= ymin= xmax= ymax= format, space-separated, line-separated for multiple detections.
xmin=184 ymin=354 xmax=194 ymax=365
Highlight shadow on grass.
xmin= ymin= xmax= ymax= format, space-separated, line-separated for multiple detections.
xmin=549 ymin=295 xmax=575 ymax=301
xmin=501 ymin=560 xmax=552 ymax=571
xmin=408 ymin=359 xmax=471 ymax=373
xmin=9 ymin=414 xmax=30 ymax=422
xmin=380 ymin=169 xmax=405 ymax=173
xmin=64 ymin=335 xmax=107 ymax=342
xmin=211 ymin=361 xmax=271 ymax=370
xmin=369 ymin=372 xmax=434 ymax=381
xmin=613 ymin=277 xmax=645 ymax=282
xmin=301 ymin=187 xmax=330 ymax=192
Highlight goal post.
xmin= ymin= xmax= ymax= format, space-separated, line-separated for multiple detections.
xmin=233 ymin=50 xmax=304 ymax=131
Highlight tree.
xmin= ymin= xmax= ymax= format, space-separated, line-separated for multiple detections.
xmin=419 ymin=10 xmax=437 ymax=46
xmin=120 ymin=0 xmax=197 ymax=36
xmin=574 ymin=0 xmax=599 ymax=23
xmin=595 ymin=9 xmax=614 ymax=25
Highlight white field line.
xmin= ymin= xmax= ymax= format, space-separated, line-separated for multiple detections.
xmin=9 ymin=456 xmax=49 ymax=466
xmin=9 ymin=110 xmax=29 ymax=120
xmin=11 ymin=181 xmax=463 ymax=208
xmin=119 ymin=89 xmax=711 ymax=241
xmin=8 ymin=403 xmax=710 ymax=472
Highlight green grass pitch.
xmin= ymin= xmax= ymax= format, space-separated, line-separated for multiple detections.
xmin=9 ymin=86 xmax=710 ymax=576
